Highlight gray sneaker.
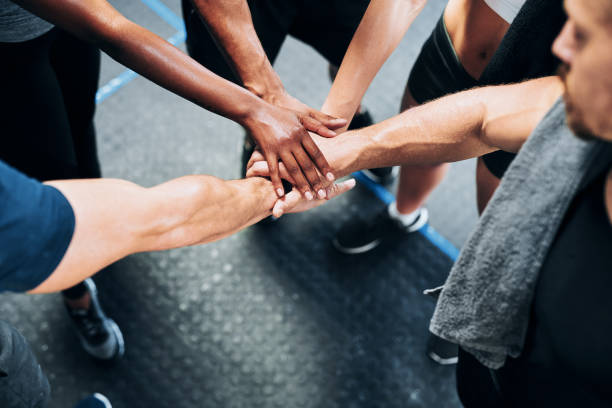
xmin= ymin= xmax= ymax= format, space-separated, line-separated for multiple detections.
xmin=65 ymin=279 xmax=125 ymax=360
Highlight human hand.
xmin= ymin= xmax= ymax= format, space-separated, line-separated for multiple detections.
xmin=245 ymin=131 xmax=352 ymax=184
xmin=264 ymin=90 xmax=347 ymax=138
xmin=271 ymin=178 xmax=356 ymax=218
xmin=244 ymin=102 xmax=345 ymax=200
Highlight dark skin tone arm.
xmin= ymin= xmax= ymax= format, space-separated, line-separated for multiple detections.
xmin=190 ymin=0 xmax=347 ymax=199
xmin=14 ymin=0 xmax=344 ymax=198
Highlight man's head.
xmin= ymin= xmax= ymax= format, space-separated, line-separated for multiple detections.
xmin=553 ymin=0 xmax=612 ymax=142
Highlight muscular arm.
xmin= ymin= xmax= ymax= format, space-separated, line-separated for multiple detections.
xmin=321 ymin=0 xmax=428 ymax=131
xmin=249 ymin=77 xmax=564 ymax=180
xmin=27 ymin=174 xmax=354 ymax=294
xmin=28 ymin=176 xmax=276 ymax=293
xmin=191 ymin=0 xmax=283 ymax=99
xmin=189 ymin=0 xmax=351 ymax=195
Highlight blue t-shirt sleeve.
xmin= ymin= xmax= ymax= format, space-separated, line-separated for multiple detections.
xmin=0 ymin=160 xmax=75 ymax=292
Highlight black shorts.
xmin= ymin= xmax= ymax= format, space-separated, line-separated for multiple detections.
xmin=407 ymin=16 xmax=478 ymax=104
xmin=0 ymin=28 xmax=101 ymax=181
xmin=181 ymin=0 xmax=370 ymax=84
xmin=407 ymin=15 xmax=515 ymax=179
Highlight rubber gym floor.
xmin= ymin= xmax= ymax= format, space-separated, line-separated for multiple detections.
xmin=0 ymin=0 xmax=481 ymax=406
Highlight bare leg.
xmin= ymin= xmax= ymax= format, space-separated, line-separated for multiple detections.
xmin=475 ymin=157 xmax=501 ymax=214
xmin=395 ymin=85 xmax=449 ymax=215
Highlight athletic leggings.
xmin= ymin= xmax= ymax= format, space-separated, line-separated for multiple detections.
xmin=0 ymin=28 xmax=101 ymax=299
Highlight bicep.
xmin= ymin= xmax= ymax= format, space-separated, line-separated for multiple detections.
xmin=479 ymin=76 xmax=564 ymax=152
xmin=29 ymin=179 xmax=148 ymax=294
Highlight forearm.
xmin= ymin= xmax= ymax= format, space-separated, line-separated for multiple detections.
xmin=139 ymin=176 xmax=276 ymax=250
xmin=14 ymin=0 xmax=266 ymax=125
xmin=321 ymin=0 xmax=427 ymax=129
xmin=192 ymin=0 xmax=283 ymax=100
xmin=31 ymin=176 xmax=276 ymax=293
xmin=323 ymin=77 xmax=563 ymax=175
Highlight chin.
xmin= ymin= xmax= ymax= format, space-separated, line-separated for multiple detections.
xmin=564 ymin=93 xmax=600 ymax=141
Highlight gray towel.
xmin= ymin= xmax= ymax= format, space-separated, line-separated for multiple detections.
xmin=429 ymin=98 xmax=603 ymax=369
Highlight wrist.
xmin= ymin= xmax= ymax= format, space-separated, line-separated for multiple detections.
xmin=312 ymin=131 xmax=368 ymax=178
xmin=234 ymin=93 xmax=271 ymax=131
xmin=241 ymin=60 xmax=285 ymax=101
xmin=234 ymin=177 xmax=276 ymax=217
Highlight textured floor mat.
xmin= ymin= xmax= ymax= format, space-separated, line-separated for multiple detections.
xmin=0 ymin=186 xmax=460 ymax=408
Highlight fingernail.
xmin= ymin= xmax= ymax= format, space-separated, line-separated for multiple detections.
xmin=326 ymin=172 xmax=335 ymax=181
xmin=276 ymin=188 xmax=284 ymax=197
xmin=317 ymin=189 xmax=326 ymax=199
xmin=305 ymin=191 xmax=314 ymax=201
xmin=346 ymin=179 xmax=356 ymax=188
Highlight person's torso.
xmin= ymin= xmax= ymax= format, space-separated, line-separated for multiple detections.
xmin=444 ymin=0 xmax=525 ymax=78
xmin=0 ymin=0 xmax=53 ymax=43
xmin=498 ymin=166 xmax=612 ymax=406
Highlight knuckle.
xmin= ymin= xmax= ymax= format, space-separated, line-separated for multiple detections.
xmin=310 ymin=149 xmax=323 ymax=160
xmin=303 ymin=164 xmax=315 ymax=175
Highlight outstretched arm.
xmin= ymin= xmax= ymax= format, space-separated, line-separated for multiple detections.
xmin=14 ymin=0 xmax=344 ymax=199
xmin=190 ymin=0 xmax=345 ymax=127
xmin=321 ymin=0 xmax=428 ymax=131
xmin=29 ymin=175 xmax=354 ymax=294
xmin=249 ymin=77 xmax=564 ymax=182
xmin=187 ymin=0 xmax=351 ymax=194
xmin=15 ymin=0 xmax=265 ymax=130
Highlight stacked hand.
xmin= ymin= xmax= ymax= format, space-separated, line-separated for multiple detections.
xmin=270 ymin=178 xmax=356 ymax=218
xmin=244 ymin=90 xmax=346 ymax=200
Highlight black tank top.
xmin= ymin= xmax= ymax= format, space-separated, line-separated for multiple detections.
xmin=497 ymin=167 xmax=612 ymax=407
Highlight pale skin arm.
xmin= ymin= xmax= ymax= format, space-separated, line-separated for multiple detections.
xmin=321 ymin=0 xmax=428 ymax=131
xmin=248 ymin=77 xmax=564 ymax=192
xmin=28 ymin=176 xmax=354 ymax=294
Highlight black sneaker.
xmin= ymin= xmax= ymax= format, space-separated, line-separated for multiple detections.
xmin=73 ymin=393 xmax=112 ymax=408
xmin=65 ymin=278 xmax=125 ymax=360
xmin=427 ymin=334 xmax=458 ymax=365
xmin=333 ymin=205 xmax=428 ymax=255
xmin=348 ymin=110 xmax=398 ymax=186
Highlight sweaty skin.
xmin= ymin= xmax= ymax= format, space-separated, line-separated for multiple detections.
xmin=248 ymin=77 xmax=563 ymax=202
xmin=12 ymin=0 xmax=345 ymax=200
xmin=188 ymin=0 xmax=349 ymax=198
